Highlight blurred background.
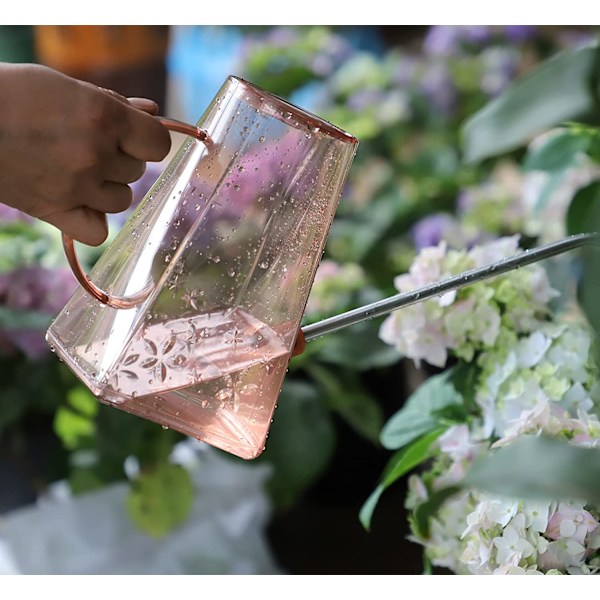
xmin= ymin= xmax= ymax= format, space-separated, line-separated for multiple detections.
xmin=0 ymin=24 xmax=597 ymax=574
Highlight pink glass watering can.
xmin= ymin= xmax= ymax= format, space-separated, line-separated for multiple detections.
xmin=47 ymin=76 xmax=358 ymax=459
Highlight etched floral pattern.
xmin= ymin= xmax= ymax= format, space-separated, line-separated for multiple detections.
xmin=112 ymin=329 xmax=189 ymax=394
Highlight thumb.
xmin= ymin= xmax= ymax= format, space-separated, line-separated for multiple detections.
xmin=98 ymin=87 xmax=159 ymax=116
xmin=127 ymin=97 xmax=160 ymax=116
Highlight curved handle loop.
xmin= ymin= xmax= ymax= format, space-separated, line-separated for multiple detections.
xmin=62 ymin=118 xmax=212 ymax=310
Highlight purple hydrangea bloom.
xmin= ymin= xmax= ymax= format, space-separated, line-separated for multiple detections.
xmin=309 ymin=35 xmax=354 ymax=77
xmin=423 ymin=25 xmax=491 ymax=57
xmin=423 ymin=26 xmax=461 ymax=56
xmin=420 ymin=62 xmax=457 ymax=117
xmin=412 ymin=213 xmax=459 ymax=250
xmin=131 ymin=163 xmax=164 ymax=208
xmin=346 ymin=88 xmax=386 ymax=111
xmin=264 ymin=26 xmax=300 ymax=47
xmin=462 ymin=25 xmax=491 ymax=45
xmin=0 ymin=266 xmax=77 ymax=358
xmin=0 ymin=329 xmax=49 ymax=359
xmin=0 ymin=202 xmax=32 ymax=223
xmin=391 ymin=55 xmax=420 ymax=87
xmin=503 ymin=25 xmax=538 ymax=42
xmin=558 ymin=29 xmax=597 ymax=48
xmin=457 ymin=189 xmax=474 ymax=215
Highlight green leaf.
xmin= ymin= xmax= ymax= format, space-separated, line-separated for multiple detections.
xmin=359 ymin=486 xmax=385 ymax=532
xmin=328 ymin=194 xmax=398 ymax=262
xmin=359 ymin=428 xmax=445 ymax=531
xmin=85 ymin=405 xmax=183 ymax=486
xmin=127 ymin=463 xmax=194 ymax=538
xmin=257 ymin=380 xmax=336 ymax=511
xmin=422 ymin=554 xmax=433 ymax=575
xmin=53 ymin=387 xmax=99 ymax=451
xmin=412 ymin=486 xmax=462 ymax=540
xmin=306 ymin=364 xmax=383 ymax=443
xmin=523 ymin=130 xmax=591 ymax=172
xmin=66 ymin=387 xmax=99 ymax=418
xmin=380 ymin=369 xmax=463 ymax=450
xmin=531 ymin=169 xmax=571 ymax=213
xmin=54 ymin=408 xmax=95 ymax=450
xmin=462 ymin=43 xmax=600 ymax=164
xmin=380 ymin=428 xmax=446 ymax=489
xmin=569 ymin=182 xmax=600 ymax=340
xmin=68 ymin=468 xmax=105 ymax=495
xmin=314 ymin=320 xmax=402 ymax=371
xmin=566 ymin=180 xmax=600 ymax=235
xmin=449 ymin=362 xmax=479 ymax=415
xmin=581 ymin=242 xmax=600 ymax=346
xmin=465 ymin=436 xmax=600 ymax=504
xmin=0 ymin=306 xmax=52 ymax=330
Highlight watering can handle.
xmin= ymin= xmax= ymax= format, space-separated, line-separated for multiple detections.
xmin=62 ymin=118 xmax=212 ymax=310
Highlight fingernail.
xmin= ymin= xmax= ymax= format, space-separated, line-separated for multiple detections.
xmin=128 ymin=97 xmax=159 ymax=115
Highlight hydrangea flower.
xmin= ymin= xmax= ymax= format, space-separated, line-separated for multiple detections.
xmin=304 ymin=259 xmax=366 ymax=319
xmin=383 ymin=228 xmax=600 ymax=574
xmin=404 ymin=311 xmax=600 ymax=574
xmin=0 ymin=266 xmax=77 ymax=358
xmin=410 ymin=213 xmax=469 ymax=251
xmin=379 ymin=235 xmax=557 ymax=367
xmin=478 ymin=322 xmax=599 ymax=441
xmin=0 ymin=203 xmax=32 ymax=223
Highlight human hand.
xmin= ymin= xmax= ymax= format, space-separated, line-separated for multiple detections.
xmin=0 ymin=63 xmax=172 ymax=245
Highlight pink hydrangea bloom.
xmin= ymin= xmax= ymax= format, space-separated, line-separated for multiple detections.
xmin=546 ymin=503 xmax=599 ymax=545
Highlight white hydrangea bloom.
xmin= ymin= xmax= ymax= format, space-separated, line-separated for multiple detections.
xmin=407 ymin=315 xmax=600 ymax=574
xmin=388 ymin=233 xmax=600 ymax=575
xmin=379 ymin=236 xmax=557 ymax=368
xmin=493 ymin=513 xmax=535 ymax=565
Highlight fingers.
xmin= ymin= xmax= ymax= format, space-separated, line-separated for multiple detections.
xmin=94 ymin=87 xmax=171 ymax=167
xmin=43 ymin=207 xmax=109 ymax=247
xmin=86 ymin=182 xmax=134 ymax=214
xmin=119 ymin=105 xmax=172 ymax=162
xmin=104 ymin=150 xmax=146 ymax=185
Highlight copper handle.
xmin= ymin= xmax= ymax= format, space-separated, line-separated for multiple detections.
xmin=62 ymin=118 xmax=212 ymax=310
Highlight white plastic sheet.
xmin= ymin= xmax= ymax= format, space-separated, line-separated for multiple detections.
xmin=0 ymin=440 xmax=280 ymax=574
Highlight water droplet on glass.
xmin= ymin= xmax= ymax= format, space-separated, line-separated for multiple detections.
xmin=259 ymin=136 xmax=265 ymax=143
xmin=239 ymin=383 xmax=259 ymax=397
xmin=161 ymin=425 xmax=169 ymax=430
xmin=228 ymin=268 xmax=236 ymax=277
xmin=215 ymin=388 xmax=233 ymax=402
xmin=259 ymin=261 xmax=269 ymax=269
xmin=201 ymin=399 xmax=209 ymax=408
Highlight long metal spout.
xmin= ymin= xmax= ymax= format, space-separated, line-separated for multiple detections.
xmin=301 ymin=233 xmax=600 ymax=342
